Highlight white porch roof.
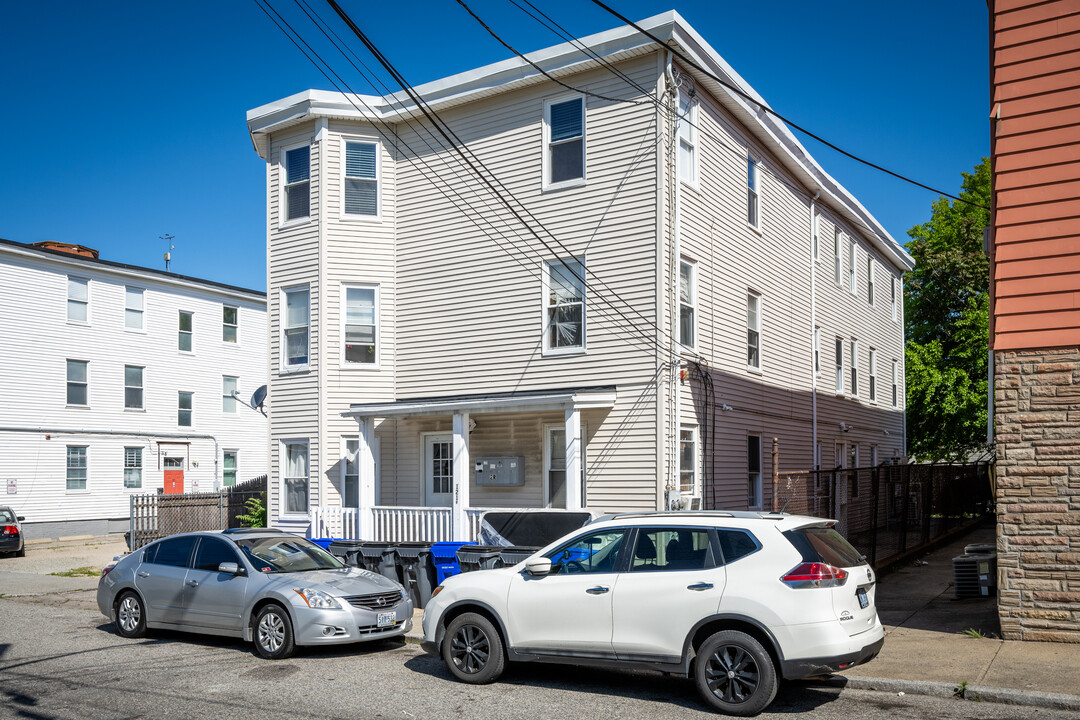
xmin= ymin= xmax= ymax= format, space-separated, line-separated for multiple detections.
xmin=342 ymin=385 xmax=617 ymax=419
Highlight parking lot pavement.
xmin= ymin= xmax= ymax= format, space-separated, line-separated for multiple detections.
xmin=0 ymin=534 xmax=126 ymax=597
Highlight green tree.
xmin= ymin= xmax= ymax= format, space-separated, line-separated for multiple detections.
xmin=904 ymin=159 xmax=991 ymax=461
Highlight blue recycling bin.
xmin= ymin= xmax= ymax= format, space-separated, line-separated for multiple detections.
xmin=308 ymin=538 xmax=336 ymax=551
xmin=432 ymin=541 xmax=475 ymax=582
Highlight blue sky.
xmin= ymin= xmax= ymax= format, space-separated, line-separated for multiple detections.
xmin=0 ymin=1 xmax=988 ymax=291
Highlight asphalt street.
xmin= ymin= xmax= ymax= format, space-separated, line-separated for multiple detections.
xmin=2 ymin=590 xmax=1079 ymax=720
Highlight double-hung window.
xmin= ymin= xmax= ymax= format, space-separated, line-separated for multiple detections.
xmin=223 ymin=450 xmax=238 ymax=487
xmin=178 ymin=391 xmax=193 ymax=427
xmin=283 ymin=440 xmax=309 ymax=514
xmin=835 ymin=338 xmax=844 ymax=394
xmin=892 ymin=360 xmax=899 ymax=407
xmin=545 ymin=97 xmax=584 ymax=186
xmin=747 ymin=292 xmax=761 ymax=370
xmin=545 ymin=258 xmax=585 ymax=352
xmin=679 ymin=425 xmax=697 ymax=496
xmin=223 ymin=306 xmax=238 ymax=343
xmin=747 ymin=156 xmax=760 ymax=228
xmin=869 ymin=349 xmax=877 ymax=403
xmin=124 ymin=447 xmax=142 ymax=489
xmin=124 ymin=365 xmax=143 ymax=410
xmin=283 ymin=287 xmax=310 ymax=368
xmin=747 ymin=435 xmax=762 ymax=508
xmin=850 ymin=340 xmax=859 ymax=397
xmin=67 ymin=360 xmax=88 ymax=406
xmin=344 ymin=285 xmax=377 ymax=365
xmin=178 ymin=311 xmax=193 ymax=352
xmin=679 ymin=260 xmax=695 ymax=348
xmin=344 ymin=140 xmax=378 ymax=216
xmin=66 ymin=446 xmax=87 ymax=491
xmin=677 ymin=92 xmax=696 ymax=184
xmin=848 ymin=238 xmax=856 ymax=294
xmin=284 ymin=145 xmax=310 ymax=221
xmin=67 ymin=276 xmax=88 ymax=322
xmin=125 ymin=287 xmax=144 ymax=330
xmin=222 ymin=376 xmax=238 ymax=414
xmin=344 ymin=439 xmax=360 ymax=507
xmin=833 ymin=229 xmax=842 ymax=286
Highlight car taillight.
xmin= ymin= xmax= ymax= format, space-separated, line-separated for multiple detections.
xmin=2 ymin=525 xmax=18 ymax=536
xmin=102 ymin=563 xmax=116 ymax=576
xmin=781 ymin=562 xmax=849 ymax=589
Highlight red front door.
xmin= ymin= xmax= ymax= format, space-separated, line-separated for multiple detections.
xmin=164 ymin=458 xmax=185 ymax=494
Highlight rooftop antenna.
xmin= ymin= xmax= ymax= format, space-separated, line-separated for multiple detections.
xmin=161 ymin=234 xmax=175 ymax=272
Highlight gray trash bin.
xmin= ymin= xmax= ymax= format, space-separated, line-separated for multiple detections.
xmin=358 ymin=542 xmax=400 ymax=582
xmin=328 ymin=539 xmax=364 ymax=567
xmin=456 ymin=545 xmax=505 ymax=573
xmin=395 ymin=542 xmax=436 ymax=608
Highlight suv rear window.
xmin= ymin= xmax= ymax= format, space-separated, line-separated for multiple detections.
xmin=784 ymin=526 xmax=866 ymax=568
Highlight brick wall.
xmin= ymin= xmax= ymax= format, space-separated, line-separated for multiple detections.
xmin=995 ymin=346 xmax=1080 ymax=642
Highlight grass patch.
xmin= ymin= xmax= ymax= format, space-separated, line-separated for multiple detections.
xmin=49 ymin=566 xmax=99 ymax=578
xmin=960 ymin=628 xmax=985 ymax=639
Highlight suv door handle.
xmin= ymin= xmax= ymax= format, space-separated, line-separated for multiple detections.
xmin=137 ymin=571 xmax=150 ymax=578
xmin=687 ymin=582 xmax=714 ymax=591
xmin=186 ymin=580 xmax=199 ymax=587
xmin=585 ymin=586 xmax=610 ymax=595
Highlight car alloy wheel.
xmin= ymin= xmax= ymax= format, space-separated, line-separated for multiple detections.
xmin=259 ymin=612 xmax=285 ymax=653
xmin=450 ymin=624 xmax=490 ymax=675
xmin=254 ymin=604 xmax=295 ymax=660
xmin=114 ymin=591 xmax=146 ymax=638
xmin=442 ymin=612 xmax=505 ymax=684
xmin=694 ymin=630 xmax=777 ymax=716
xmin=705 ymin=644 xmax=759 ymax=703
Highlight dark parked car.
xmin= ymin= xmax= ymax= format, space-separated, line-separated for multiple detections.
xmin=0 ymin=506 xmax=25 ymax=557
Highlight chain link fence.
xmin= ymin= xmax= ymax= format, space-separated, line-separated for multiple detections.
xmin=774 ymin=462 xmax=993 ymax=569
xmin=128 ymin=475 xmax=266 ymax=550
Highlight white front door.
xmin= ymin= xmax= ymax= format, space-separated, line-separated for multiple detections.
xmin=424 ymin=434 xmax=453 ymax=507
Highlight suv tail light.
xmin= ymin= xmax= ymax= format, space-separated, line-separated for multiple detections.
xmin=2 ymin=525 xmax=18 ymax=536
xmin=781 ymin=562 xmax=848 ymax=589
xmin=102 ymin=563 xmax=116 ymax=576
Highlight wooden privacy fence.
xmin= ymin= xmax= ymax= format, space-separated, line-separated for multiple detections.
xmin=128 ymin=475 xmax=266 ymax=550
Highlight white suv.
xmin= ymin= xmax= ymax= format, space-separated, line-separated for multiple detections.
xmin=421 ymin=511 xmax=883 ymax=716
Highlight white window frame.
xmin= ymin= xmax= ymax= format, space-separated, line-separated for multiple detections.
xmin=835 ymin=337 xmax=844 ymax=395
xmin=342 ymin=438 xmax=360 ymax=508
xmin=124 ymin=446 xmax=143 ymax=490
xmin=340 ymin=136 xmax=381 ymax=221
xmin=867 ymin=255 xmax=875 ymax=306
xmin=677 ymin=91 xmax=697 ymax=187
xmin=178 ymin=391 xmax=194 ymax=428
xmin=869 ymin=349 xmax=878 ymax=403
xmin=850 ymin=339 xmax=859 ymax=399
xmin=223 ymin=305 xmax=239 ymax=344
xmin=124 ymin=364 xmax=144 ymax=411
xmin=892 ymin=359 xmax=899 ymax=408
xmin=542 ymin=94 xmax=586 ymax=191
xmin=67 ymin=275 xmax=89 ymax=324
xmin=542 ymin=257 xmax=586 ymax=356
xmin=747 ymin=291 xmax=762 ymax=371
xmin=125 ymin=286 xmax=144 ymax=331
xmin=223 ymin=449 xmax=239 ymax=488
xmin=679 ymin=259 xmax=696 ymax=349
xmin=66 ymin=445 xmax=88 ymax=493
xmin=222 ymin=376 xmax=238 ymax=414
xmin=282 ymin=439 xmax=310 ymax=516
xmin=280 ymin=142 xmax=312 ymax=227
xmin=679 ymin=424 xmax=699 ymax=497
xmin=833 ymin=229 xmax=842 ymax=286
xmin=848 ymin=238 xmax=857 ymax=295
xmin=747 ymin=154 xmax=761 ymax=231
xmin=67 ymin=359 xmax=89 ymax=407
xmin=813 ymin=327 xmax=820 ymax=376
xmin=849 ymin=443 xmax=859 ymax=470
xmin=341 ymin=283 xmax=380 ymax=368
xmin=747 ymin=434 xmax=763 ymax=509
xmin=281 ymin=285 xmax=311 ymax=372
xmin=543 ymin=424 xmax=570 ymax=509
xmin=178 ymin=310 xmax=194 ymax=353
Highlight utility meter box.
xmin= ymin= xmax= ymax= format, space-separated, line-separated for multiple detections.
xmin=474 ymin=457 xmax=525 ymax=487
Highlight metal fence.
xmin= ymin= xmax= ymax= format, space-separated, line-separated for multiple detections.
xmin=773 ymin=462 xmax=993 ymax=570
xmin=128 ymin=475 xmax=267 ymax=550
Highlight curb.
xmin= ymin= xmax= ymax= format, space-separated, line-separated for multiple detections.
xmin=838 ymin=675 xmax=1080 ymax=711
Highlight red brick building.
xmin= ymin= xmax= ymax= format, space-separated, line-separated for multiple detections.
xmin=991 ymin=0 xmax=1080 ymax=642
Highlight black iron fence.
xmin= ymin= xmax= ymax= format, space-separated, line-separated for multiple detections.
xmin=774 ymin=462 xmax=993 ymax=570
xmin=128 ymin=475 xmax=267 ymax=550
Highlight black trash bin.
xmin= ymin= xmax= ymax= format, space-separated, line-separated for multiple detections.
xmin=358 ymin=542 xmax=400 ymax=582
xmin=456 ymin=545 xmax=506 ymax=573
xmin=328 ymin=539 xmax=365 ymax=567
xmin=395 ymin=542 xmax=436 ymax=608
xmin=498 ymin=545 xmax=542 ymax=566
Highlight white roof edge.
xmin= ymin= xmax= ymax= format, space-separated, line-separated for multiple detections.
xmin=343 ymin=389 xmax=618 ymax=418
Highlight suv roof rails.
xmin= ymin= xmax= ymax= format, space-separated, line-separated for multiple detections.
xmin=221 ymin=527 xmax=282 ymax=534
xmin=595 ymin=510 xmax=787 ymax=522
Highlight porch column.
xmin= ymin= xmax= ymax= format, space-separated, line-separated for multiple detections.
xmin=357 ymin=417 xmax=376 ymax=540
xmin=564 ymin=408 xmax=582 ymax=510
xmin=452 ymin=412 xmax=471 ymax=541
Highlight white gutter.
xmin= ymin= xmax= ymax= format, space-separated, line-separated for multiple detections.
xmin=665 ymin=51 xmax=680 ymax=511
xmin=342 ymin=390 xmax=617 ymax=418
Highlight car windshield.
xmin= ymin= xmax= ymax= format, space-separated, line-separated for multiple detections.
xmin=235 ymin=536 xmax=344 ymax=573
xmin=0 ymin=509 xmax=15 ymax=524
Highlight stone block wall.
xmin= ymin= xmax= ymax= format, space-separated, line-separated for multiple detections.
xmin=995 ymin=346 xmax=1080 ymax=642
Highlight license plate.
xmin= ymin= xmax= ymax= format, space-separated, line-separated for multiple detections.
xmin=377 ymin=611 xmax=397 ymax=627
xmin=857 ymin=588 xmax=869 ymax=609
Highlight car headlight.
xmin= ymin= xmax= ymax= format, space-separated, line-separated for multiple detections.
xmin=293 ymin=588 xmax=342 ymax=609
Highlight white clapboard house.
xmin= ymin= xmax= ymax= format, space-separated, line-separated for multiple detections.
xmin=0 ymin=239 xmax=269 ymax=539
xmin=246 ymin=11 xmax=913 ymax=541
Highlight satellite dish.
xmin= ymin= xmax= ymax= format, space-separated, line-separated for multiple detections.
xmin=250 ymin=385 xmax=268 ymax=410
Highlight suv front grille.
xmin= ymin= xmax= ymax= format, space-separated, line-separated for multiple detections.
xmin=344 ymin=592 xmax=402 ymax=610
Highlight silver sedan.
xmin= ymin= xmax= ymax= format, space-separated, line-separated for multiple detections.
xmin=97 ymin=529 xmax=413 ymax=658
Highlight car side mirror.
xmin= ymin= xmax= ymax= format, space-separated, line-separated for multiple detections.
xmin=524 ymin=557 xmax=552 ymax=577
xmin=218 ymin=562 xmax=244 ymax=575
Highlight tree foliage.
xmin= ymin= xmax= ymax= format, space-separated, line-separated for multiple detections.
xmin=904 ymin=159 xmax=991 ymax=461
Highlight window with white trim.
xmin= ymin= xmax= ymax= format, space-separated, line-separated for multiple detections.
xmin=223 ymin=450 xmax=238 ymax=487
xmin=284 ymin=145 xmax=310 ymax=221
xmin=679 ymin=260 xmax=695 ymax=348
xmin=867 ymin=255 xmax=875 ymax=306
xmin=178 ymin=311 xmax=193 ymax=352
xmin=178 ymin=391 xmax=193 ymax=427
xmin=66 ymin=445 xmax=87 ymax=491
xmin=125 ymin=287 xmax=144 ymax=330
xmin=124 ymin=447 xmax=142 ymax=489
xmin=344 ymin=439 xmax=359 ymax=507
xmin=283 ymin=440 xmax=309 ymax=514
xmin=850 ymin=339 xmax=859 ymax=397
xmin=67 ymin=276 xmax=88 ymax=322
xmin=283 ymin=287 xmax=310 ymax=368
xmin=848 ymin=238 xmax=856 ymax=294
xmin=67 ymin=359 xmax=88 ymax=406
xmin=545 ymin=97 xmax=584 ymax=186
xmin=833 ymin=229 xmax=842 ymax=286
xmin=124 ymin=365 xmax=143 ymax=410
xmin=892 ymin=359 xmax=899 ymax=408
xmin=835 ymin=338 xmax=844 ymax=394
xmin=223 ymin=306 xmax=238 ymax=343
xmin=546 ymin=426 xmax=568 ymax=508
xmin=747 ymin=155 xmax=760 ymax=228
xmin=677 ymin=92 xmax=696 ymax=184
xmin=344 ymin=140 xmax=378 ymax=216
xmin=747 ymin=434 xmax=762 ymax=508
xmin=869 ymin=349 xmax=878 ymax=403
xmin=813 ymin=327 xmax=820 ymax=375
xmin=849 ymin=444 xmax=859 ymax=470
xmin=344 ymin=285 xmax=377 ymax=365
xmin=679 ymin=425 xmax=697 ymax=496
xmin=747 ymin=292 xmax=761 ymax=369
xmin=544 ymin=258 xmax=585 ymax=352
xmin=222 ymin=376 xmax=238 ymax=414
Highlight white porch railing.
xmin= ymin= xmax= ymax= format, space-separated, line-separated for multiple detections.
xmin=310 ymin=507 xmax=361 ymax=539
xmin=309 ymin=506 xmax=528 ymax=543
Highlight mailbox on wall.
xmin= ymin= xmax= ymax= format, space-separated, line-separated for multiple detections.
xmin=474 ymin=457 xmax=525 ymax=487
